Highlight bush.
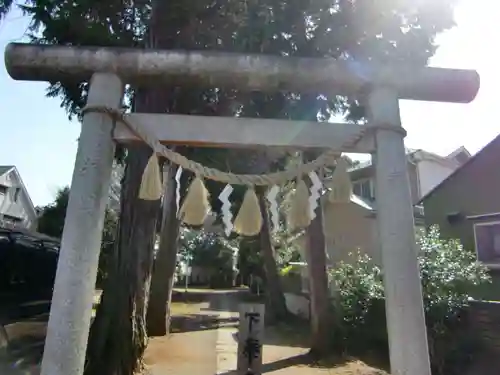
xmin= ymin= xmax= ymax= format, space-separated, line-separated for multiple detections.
xmin=418 ymin=225 xmax=489 ymax=374
xmin=329 ymin=225 xmax=490 ymax=374
xmin=329 ymin=252 xmax=386 ymax=353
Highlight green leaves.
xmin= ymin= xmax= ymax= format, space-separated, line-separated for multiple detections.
xmin=418 ymin=225 xmax=490 ymax=317
xmin=329 ymin=251 xmax=384 ymax=333
xmin=328 ymin=225 xmax=490 ymax=370
xmin=330 ymin=225 xmax=491 ymax=321
xmin=36 ymin=186 xmax=70 ymax=238
xmin=178 ymin=227 xmax=238 ymax=271
xmin=8 ymin=0 xmax=461 ymax=122
xmin=37 ymin=186 xmax=118 ymax=241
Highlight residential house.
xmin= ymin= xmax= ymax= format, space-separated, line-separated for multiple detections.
xmin=0 ymin=166 xmax=38 ymax=230
xmin=297 ymin=146 xmax=470 ymax=266
xmin=350 ymin=147 xmax=470 ymax=205
xmin=421 ymin=134 xmax=500 ymax=300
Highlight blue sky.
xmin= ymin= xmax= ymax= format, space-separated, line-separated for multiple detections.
xmin=0 ymin=0 xmax=498 ymax=206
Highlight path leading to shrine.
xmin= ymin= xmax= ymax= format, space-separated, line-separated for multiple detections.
xmin=144 ymin=289 xmax=388 ymax=375
xmin=1 ymin=288 xmax=390 ymax=375
xmin=143 ymin=289 xmax=239 ymax=375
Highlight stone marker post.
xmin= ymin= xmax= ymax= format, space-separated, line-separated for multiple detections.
xmin=237 ymin=303 xmax=265 ymax=375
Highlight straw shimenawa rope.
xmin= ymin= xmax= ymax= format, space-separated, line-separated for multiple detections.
xmin=81 ymin=105 xmax=384 ymax=186
xmin=80 ymin=105 xmax=408 ymax=235
xmin=81 ymin=105 xmax=406 ymax=186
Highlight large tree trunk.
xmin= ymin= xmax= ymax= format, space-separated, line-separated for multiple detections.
xmin=146 ymin=165 xmax=181 ymax=336
xmin=85 ymin=1 xmax=176 ymax=364
xmin=256 ymin=187 xmax=288 ymax=322
xmin=304 ymin=197 xmax=332 ymax=357
xmin=84 ymin=142 xmax=161 ymax=375
xmin=246 ymin=151 xmax=288 ymax=322
xmin=83 ymin=4 xmax=171 ymax=358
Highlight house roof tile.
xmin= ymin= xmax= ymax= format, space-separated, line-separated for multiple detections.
xmin=0 ymin=165 xmax=14 ymax=176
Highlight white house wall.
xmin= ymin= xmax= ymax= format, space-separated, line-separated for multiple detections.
xmin=416 ymin=159 xmax=456 ymax=199
xmin=0 ymin=173 xmax=12 ymax=187
xmin=0 ymin=170 xmax=37 ymax=230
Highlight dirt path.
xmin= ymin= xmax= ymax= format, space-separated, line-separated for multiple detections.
xmin=1 ymin=289 xmax=389 ymax=375
xmin=145 ymin=289 xmax=388 ymax=375
xmin=143 ymin=289 xmax=240 ymax=375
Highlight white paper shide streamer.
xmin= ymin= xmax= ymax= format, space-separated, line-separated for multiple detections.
xmin=175 ymin=166 xmax=183 ymax=216
xmin=219 ymin=184 xmax=234 ymax=236
xmin=308 ymin=171 xmax=322 ymax=220
xmin=266 ymin=185 xmax=280 ymax=233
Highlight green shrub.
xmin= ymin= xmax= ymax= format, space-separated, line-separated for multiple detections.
xmin=329 ymin=251 xmax=386 ymax=353
xmin=328 ymin=225 xmax=490 ymax=374
xmin=418 ymin=225 xmax=489 ymax=374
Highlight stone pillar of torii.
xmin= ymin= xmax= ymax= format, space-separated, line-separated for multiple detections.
xmin=4 ymin=42 xmax=480 ymax=375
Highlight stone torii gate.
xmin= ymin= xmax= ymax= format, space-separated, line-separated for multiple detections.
xmin=4 ymin=43 xmax=479 ymax=375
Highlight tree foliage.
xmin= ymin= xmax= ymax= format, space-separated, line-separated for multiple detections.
xmin=36 ymin=186 xmax=119 ymax=284
xmin=418 ymin=225 xmax=489 ymax=314
xmin=36 ymin=187 xmax=70 ymax=238
xmin=178 ymin=227 xmax=238 ymax=283
xmin=37 ymin=187 xmax=118 ymax=246
xmin=3 ymin=0 xmax=460 ymax=123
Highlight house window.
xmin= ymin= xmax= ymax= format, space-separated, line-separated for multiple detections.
xmin=474 ymin=221 xmax=500 ymax=265
xmin=13 ymin=188 xmax=20 ymax=202
xmin=0 ymin=185 xmax=6 ymax=194
xmin=352 ymin=179 xmax=374 ymax=200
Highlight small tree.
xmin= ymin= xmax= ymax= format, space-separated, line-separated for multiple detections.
xmin=329 ymin=252 xmax=385 ymax=352
xmin=36 ymin=187 xmax=70 ymax=238
xmin=418 ymin=225 xmax=490 ymax=375
xmin=329 ymin=225 xmax=490 ymax=374
xmin=418 ymin=225 xmax=489 ymax=314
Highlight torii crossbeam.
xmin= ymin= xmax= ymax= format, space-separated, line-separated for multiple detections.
xmin=4 ymin=42 xmax=480 ymax=375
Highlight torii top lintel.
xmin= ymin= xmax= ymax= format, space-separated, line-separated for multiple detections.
xmin=4 ymin=43 xmax=480 ymax=104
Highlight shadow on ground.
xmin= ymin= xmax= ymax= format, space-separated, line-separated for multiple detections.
xmin=178 ymin=288 xmax=264 ymax=314
xmin=170 ymin=314 xmax=239 ymax=334
xmin=171 ymin=290 xmax=209 ymax=304
xmin=215 ymin=353 xmax=311 ymax=375
xmin=215 ymin=352 xmax=385 ymax=375
xmin=231 ymin=324 xmax=310 ymax=349
xmin=216 ymin=352 xmax=390 ymax=375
